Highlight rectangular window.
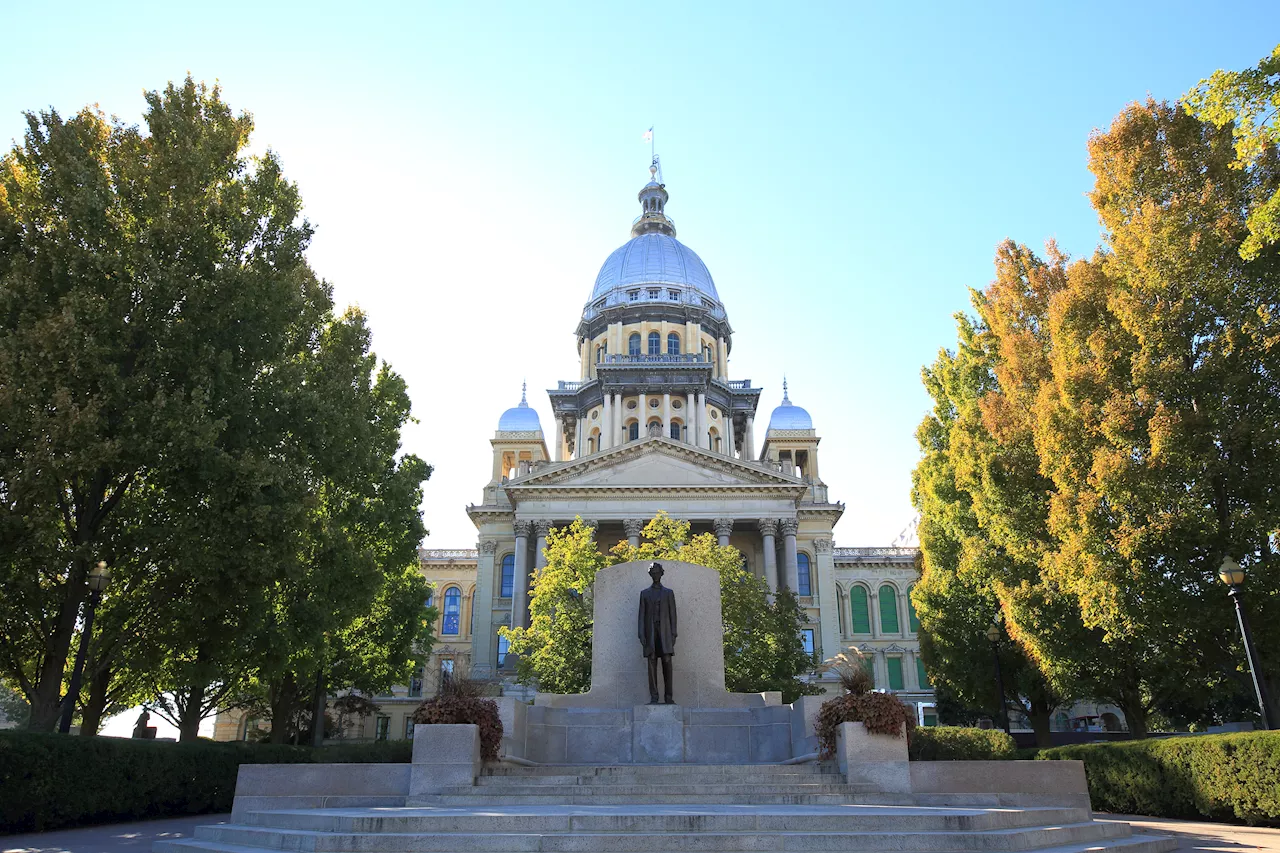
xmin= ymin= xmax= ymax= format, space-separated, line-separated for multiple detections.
xmin=862 ymin=655 xmax=875 ymax=688
xmin=404 ymin=717 xmax=416 ymax=739
xmin=668 ymin=289 xmax=679 ymax=300
xmin=916 ymin=657 xmax=930 ymax=689
xmin=648 ymin=289 xmax=659 ymax=299
xmin=375 ymin=716 xmax=390 ymax=741
xmin=500 ymin=555 xmax=515 ymax=598
xmin=628 ymin=290 xmax=640 ymax=302
xmin=440 ymin=658 xmax=455 ymax=689
xmin=497 ymin=635 xmax=509 ymax=668
xmin=797 ymin=553 xmax=811 ymax=596
xmin=408 ymin=668 xmax=423 ymax=698
xmin=801 ymin=628 xmax=815 ymax=659
xmin=887 ymin=656 xmax=905 ymax=691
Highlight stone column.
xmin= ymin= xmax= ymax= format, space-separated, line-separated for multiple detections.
xmin=639 ymin=392 xmax=648 ymax=434
xmin=512 ymin=520 xmax=532 ymax=629
xmin=534 ymin=520 xmax=551 ymax=571
xmin=662 ymin=392 xmax=671 ymax=437
xmin=814 ymin=537 xmax=838 ymax=664
xmin=780 ymin=518 xmax=800 ymax=592
xmin=623 ymin=518 xmax=644 ymax=548
xmin=575 ymin=416 xmax=584 ymax=458
xmin=554 ymin=417 xmax=564 ymax=462
xmin=758 ymin=519 xmax=779 ymax=594
xmin=471 ymin=540 xmax=497 ymax=678
xmin=726 ymin=416 xmax=736 ymax=457
xmin=713 ymin=518 xmax=734 ymax=547
xmin=696 ymin=392 xmax=707 ymax=448
xmin=744 ymin=414 xmax=755 ymax=461
xmin=685 ymin=392 xmax=695 ymax=442
xmin=602 ymin=394 xmax=613 ymax=449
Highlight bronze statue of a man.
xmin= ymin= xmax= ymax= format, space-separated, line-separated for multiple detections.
xmin=637 ymin=561 xmax=677 ymax=704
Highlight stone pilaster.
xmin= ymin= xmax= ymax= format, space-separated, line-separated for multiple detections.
xmin=713 ymin=518 xmax=734 ymax=547
xmin=471 ymin=539 xmax=498 ymax=678
xmin=780 ymin=519 xmax=800 ymax=592
xmin=512 ymin=520 xmax=533 ymax=629
xmin=744 ymin=414 xmax=755 ymax=461
xmin=533 ymin=520 xmax=552 ymax=571
xmin=813 ymin=537 xmax=837 ymax=663
xmin=758 ymin=518 xmax=779 ymax=593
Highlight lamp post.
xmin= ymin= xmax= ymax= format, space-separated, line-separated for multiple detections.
xmin=58 ymin=561 xmax=111 ymax=734
xmin=1219 ymin=557 xmax=1275 ymax=730
xmin=986 ymin=620 xmax=1011 ymax=735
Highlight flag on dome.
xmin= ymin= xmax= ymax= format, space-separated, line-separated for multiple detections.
xmin=642 ymin=127 xmax=653 ymax=142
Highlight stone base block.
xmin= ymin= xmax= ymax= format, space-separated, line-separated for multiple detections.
xmin=409 ymin=724 xmax=480 ymax=796
xmin=836 ymin=720 xmax=910 ymax=793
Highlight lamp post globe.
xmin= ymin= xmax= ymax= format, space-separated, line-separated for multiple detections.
xmin=58 ymin=560 xmax=112 ymax=734
xmin=1219 ymin=556 xmax=1275 ymax=730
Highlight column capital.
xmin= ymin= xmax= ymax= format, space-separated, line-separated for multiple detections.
xmin=757 ymin=518 xmax=780 ymax=537
xmin=533 ymin=520 xmax=553 ymax=538
xmin=713 ymin=518 xmax=735 ymax=537
xmin=479 ymin=540 xmax=498 ymax=554
xmin=622 ymin=518 xmax=645 ymax=538
xmin=580 ymin=518 xmax=599 ymax=530
xmin=513 ymin=520 xmax=533 ymax=538
xmin=779 ymin=518 xmax=800 ymax=536
xmin=813 ymin=537 xmax=833 ymax=553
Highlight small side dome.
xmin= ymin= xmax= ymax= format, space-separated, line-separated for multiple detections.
xmin=498 ymin=382 xmax=542 ymax=432
xmin=767 ymin=378 xmax=813 ymax=431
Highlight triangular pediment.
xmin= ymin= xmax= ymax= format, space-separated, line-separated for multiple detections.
xmin=508 ymin=437 xmax=804 ymax=491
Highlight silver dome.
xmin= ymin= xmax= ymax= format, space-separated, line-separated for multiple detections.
xmin=767 ymin=379 xmax=813 ymax=431
xmin=498 ymin=383 xmax=542 ymax=432
xmin=591 ymin=233 xmax=720 ymax=302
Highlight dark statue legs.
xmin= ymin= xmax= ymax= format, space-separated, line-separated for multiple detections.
xmin=647 ymin=654 xmax=674 ymax=704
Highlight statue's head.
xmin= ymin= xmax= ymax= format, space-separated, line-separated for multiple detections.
xmin=648 ymin=561 xmax=665 ymax=583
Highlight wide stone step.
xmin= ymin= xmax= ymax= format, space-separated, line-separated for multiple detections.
xmin=177 ymin=820 xmax=1134 ymax=852
xmin=449 ymin=783 xmax=874 ymax=797
xmin=484 ymin=764 xmax=838 ymax=777
xmin=476 ymin=773 xmax=841 ymax=787
xmin=242 ymin=806 xmax=1092 ymax=834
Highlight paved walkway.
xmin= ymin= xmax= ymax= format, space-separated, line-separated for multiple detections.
xmin=1097 ymin=814 xmax=1280 ymax=851
xmin=3 ymin=811 xmax=1276 ymax=852
xmin=2 ymin=815 xmax=229 ymax=853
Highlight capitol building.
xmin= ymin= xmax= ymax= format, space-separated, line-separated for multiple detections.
xmin=218 ymin=167 xmax=934 ymax=743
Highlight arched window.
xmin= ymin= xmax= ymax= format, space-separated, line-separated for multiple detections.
xmin=797 ymin=553 xmax=811 ymax=596
xmin=669 ymin=420 xmax=682 ymax=440
xmin=648 ymin=331 xmax=660 ymax=355
xmin=850 ymin=586 xmax=871 ymax=634
xmin=667 ymin=333 xmax=680 ymax=355
xmin=628 ymin=333 xmax=641 ymax=356
xmin=907 ymin=584 xmax=920 ymax=633
xmin=442 ymin=587 xmax=461 ymax=635
xmin=628 ymin=421 xmax=639 ymax=441
xmin=878 ymin=585 xmax=900 ymax=634
xmin=500 ymin=554 xmax=515 ymax=598
xmin=425 ymin=588 xmax=434 ymax=608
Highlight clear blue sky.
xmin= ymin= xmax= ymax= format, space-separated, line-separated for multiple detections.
xmin=4 ymin=1 xmax=1278 ymax=551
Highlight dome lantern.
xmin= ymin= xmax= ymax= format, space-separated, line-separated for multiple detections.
xmin=633 ymin=165 xmax=675 ymax=237
xmin=767 ymin=377 xmax=814 ymax=431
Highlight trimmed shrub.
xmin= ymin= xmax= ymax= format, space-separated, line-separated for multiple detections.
xmin=815 ymin=692 xmax=916 ymax=758
xmin=909 ymin=726 xmax=1017 ymax=761
xmin=1037 ymin=732 xmax=1280 ymax=825
xmin=411 ymin=695 xmax=503 ymax=763
xmin=0 ymin=732 xmax=409 ymax=834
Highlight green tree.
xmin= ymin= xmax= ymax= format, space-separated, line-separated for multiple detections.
xmin=0 ymin=78 xmax=325 ymax=732
xmin=1183 ymin=44 xmax=1280 ymax=259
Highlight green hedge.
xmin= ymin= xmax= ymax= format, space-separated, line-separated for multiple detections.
xmin=1037 ymin=732 xmax=1280 ymax=825
xmin=909 ymin=726 xmax=1017 ymax=761
xmin=0 ymin=732 xmax=411 ymax=834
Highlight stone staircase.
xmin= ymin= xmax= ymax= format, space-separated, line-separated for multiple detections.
xmin=155 ymin=763 xmax=1178 ymax=853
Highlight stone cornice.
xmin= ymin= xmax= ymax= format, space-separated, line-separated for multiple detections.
xmin=507 ymin=435 xmax=806 ymax=489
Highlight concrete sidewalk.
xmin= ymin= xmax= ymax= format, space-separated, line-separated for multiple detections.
xmin=3 ymin=811 xmax=1276 ymax=853
xmin=2 ymin=815 xmax=229 ymax=853
xmin=1097 ymin=814 xmax=1280 ymax=851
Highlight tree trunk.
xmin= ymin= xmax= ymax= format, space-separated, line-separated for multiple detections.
xmin=26 ymin=556 xmax=90 ymax=732
xmin=1117 ymin=692 xmax=1149 ymax=738
xmin=1027 ymin=698 xmax=1055 ymax=748
xmin=78 ymin=662 xmax=113 ymax=736
xmin=177 ymin=681 xmax=208 ymax=743
xmin=268 ymin=674 xmax=298 ymax=744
